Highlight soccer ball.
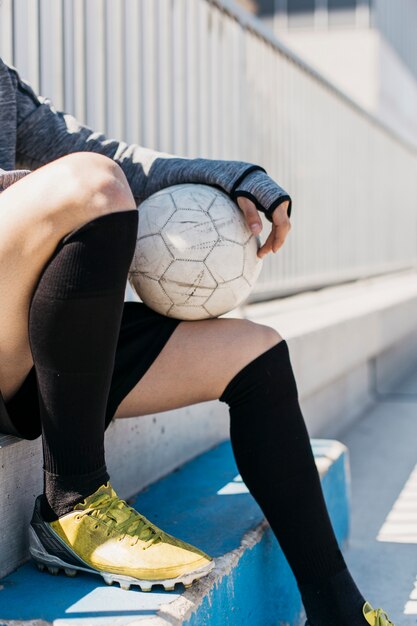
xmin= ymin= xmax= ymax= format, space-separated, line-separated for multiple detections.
xmin=128 ymin=184 xmax=263 ymax=320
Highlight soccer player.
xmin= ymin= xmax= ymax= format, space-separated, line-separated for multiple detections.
xmin=0 ymin=57 xmax=393 ymax=626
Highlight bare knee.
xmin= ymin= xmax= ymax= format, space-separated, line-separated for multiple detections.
xmin=215 ymin=319 xmax=282 ymax=393
xmin=44 ymin=153 xmax=137 ymax=226
xmin=244 ymin=321 xmax=282 ymax=356
xmin=59 ymin=152 xmax=136 ymax=215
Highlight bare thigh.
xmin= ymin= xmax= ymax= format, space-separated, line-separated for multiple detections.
xmin=0 ymin=153 xmax=136 ymax=400
xmin=114 ymin=317 xmax=282 ymax=418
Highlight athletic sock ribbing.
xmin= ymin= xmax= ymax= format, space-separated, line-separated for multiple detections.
xmin=28 ymin=210 xmax=138 ymax=521
xmin=300 ymin=569 xmax=367 ymax=626
xmin=220 ymin=340 xmax=366 ymax=626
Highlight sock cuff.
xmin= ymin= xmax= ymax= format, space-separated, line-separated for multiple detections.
xmin=62 ymin=208 xmax=138 ymax=243
xmin=219 ymin=339 xmax=293 ymax=406
xmin=42 ymin=465 xmax=110 ymax=520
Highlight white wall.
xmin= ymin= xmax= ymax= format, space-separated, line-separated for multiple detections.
xmin=277 ymin=29 xmax=380 ymax=112
xmin=279 ymin=27 xmax=417 ymax=148
xmin=374 ymin=0 xmax=417 ymax=84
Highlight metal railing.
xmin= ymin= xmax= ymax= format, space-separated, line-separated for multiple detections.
xmin=1 ymin=0 xmax=416 ymax=301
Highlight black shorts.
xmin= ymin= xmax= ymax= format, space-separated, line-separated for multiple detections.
xmin=0 ymin=302 xmax=181 ymax=441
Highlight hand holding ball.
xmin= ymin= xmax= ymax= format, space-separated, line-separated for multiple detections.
xmin=128 ymin=184 xmax=263 ymax=320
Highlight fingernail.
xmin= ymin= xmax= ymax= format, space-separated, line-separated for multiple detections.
xmin=251 ymin=224 xmax=261 ymax=234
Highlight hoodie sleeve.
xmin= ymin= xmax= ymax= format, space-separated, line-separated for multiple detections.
xmin=12 ymin=63 xmax=290 ymax=215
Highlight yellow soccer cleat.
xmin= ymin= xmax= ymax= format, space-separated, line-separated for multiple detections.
xmin=363 ymin=602 xmax=395 ymax=626
xmin=29 ymin=483 xmax=214 ymax=591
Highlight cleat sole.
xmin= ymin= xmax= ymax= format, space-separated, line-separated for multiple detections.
xmin=30 ymin=526 xmax=215 ymax=592
xmin=35 ymin=555 xmax=214 ymax=592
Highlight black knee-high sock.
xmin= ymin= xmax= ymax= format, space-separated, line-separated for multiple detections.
xmin=220 ymin=340 xmax=366 ymax=626
xmin=29 ymin=210 xmax=138 ymax=521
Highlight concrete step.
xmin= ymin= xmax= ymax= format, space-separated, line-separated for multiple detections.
xmin=0 ymin=438 xmax=350 ymax=626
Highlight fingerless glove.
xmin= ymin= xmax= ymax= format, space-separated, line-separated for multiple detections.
xmin=231 ymin=169 xmax=292 ymax=221
xmin=144 ymin=158 xmax=292 ymax=222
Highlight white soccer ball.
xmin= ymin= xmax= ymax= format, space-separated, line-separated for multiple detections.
xmin=128 ymin=184 xmax=263 ymax=320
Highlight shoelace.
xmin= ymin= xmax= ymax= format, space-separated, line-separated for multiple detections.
xmin=78 ymin=493 xmax=164 ymax=548
xmin=373 ymin=609 xmax=394 ymax=626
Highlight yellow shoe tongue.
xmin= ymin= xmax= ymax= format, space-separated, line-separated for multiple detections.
xmin=363 ymin=603 xmax=376 ymax=625
xmin=363 ymin=603 xmax=393 ymax=626
xmin=73 ymin=484 xmax=156 ymax=540
xmin=97 ymin=482 xmax=117 ymax=498
xmin=74 ymin=482 xmax=117 ymax=510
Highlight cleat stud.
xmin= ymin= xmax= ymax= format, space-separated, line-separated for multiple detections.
xmin=36 ymin=563 xmax=46 ymax=572
xmin=120 ymin=583 xmax=131 ymax=591
xmin=164 ymin=585 xmax=175 ymax=592
xmin=102 ymin=575 xmax=113 ymax=586
xmin=64 ymin=568 xmax=77 ymax=578
xmin=184 ymin=583 xmax=193 ymax=589
xmin=47 ymin=566 xmax=60 ymax=576
xmin=140 ymin=585 xmax=152 ymax=593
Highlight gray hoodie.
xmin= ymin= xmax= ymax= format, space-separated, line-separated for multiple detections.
xmin=0 ymin=58 xmax=290 ymax=219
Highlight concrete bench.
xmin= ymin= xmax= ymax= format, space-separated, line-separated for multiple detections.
xmin=0 ymin=438 xmax=350 ymax=626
